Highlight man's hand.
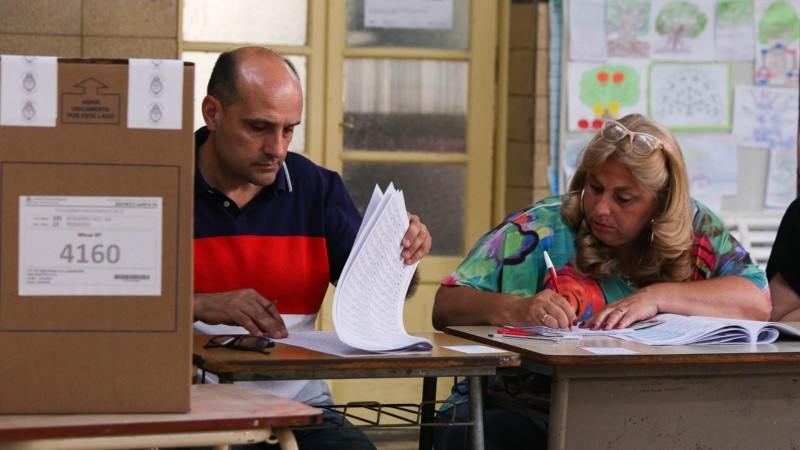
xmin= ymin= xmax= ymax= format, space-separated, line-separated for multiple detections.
xmin=401 ymin=213 xmax=432 ymax=264
xmin=194 ymin=289 xmax=288 ymax=338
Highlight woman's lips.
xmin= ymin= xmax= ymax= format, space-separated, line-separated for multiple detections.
xmin=591 ymin=220 xmax=613 ymax=231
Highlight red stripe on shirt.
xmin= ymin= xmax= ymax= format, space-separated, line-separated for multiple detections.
xmin=194 ymin=235 xmax=331 ymax=315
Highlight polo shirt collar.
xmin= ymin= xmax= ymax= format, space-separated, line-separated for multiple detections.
xmin=194 ymin=126 xmax=292 ymax=195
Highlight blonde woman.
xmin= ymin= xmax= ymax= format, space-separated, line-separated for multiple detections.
xmin=432 ymin=113 xmax=770 ymax=450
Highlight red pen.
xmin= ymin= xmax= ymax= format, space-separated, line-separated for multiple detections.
xmin=543 ymin=250 xmax=561 ymax=294
xmin=495 ymin=326 xmax=534 ymax=336
xmin=489 ymin=326 xmax=569 ymax=342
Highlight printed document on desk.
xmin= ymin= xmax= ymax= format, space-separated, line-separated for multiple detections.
xmin=278 ymin=331 xmax=432 ymax=357
xmin=514 ymin=325 xmax=633 ymax=338
xmin=331 ymin=183 xmax=432 ymax=354
xmin=614 ymin=313 xmax=800 ymax=345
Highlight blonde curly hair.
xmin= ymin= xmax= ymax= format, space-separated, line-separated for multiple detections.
xmin=560 ymin=114 xmax=694 ymax=284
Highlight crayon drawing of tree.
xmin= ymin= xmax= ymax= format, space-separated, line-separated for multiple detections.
xmin=578 ymin=65 xmax=640 ymax=129
xmin=717 ymin=0 xmax=752 ymax=27
xmin=606 ymin=0 xmax=650 ymax=57
xmin=755 ymin=0 xmax=800 ymax=86
xmin=654 ymin=0 xmax=708 ymax=54
xmin=715 ymin=0 xmax=755 ymax=60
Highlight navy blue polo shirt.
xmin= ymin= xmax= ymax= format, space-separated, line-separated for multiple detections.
xmin=193 ymin=127 xmax=362 ymax=317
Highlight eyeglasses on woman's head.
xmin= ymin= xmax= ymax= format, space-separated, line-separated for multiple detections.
xmin=599 ymin=120 xmax=663 ymax=156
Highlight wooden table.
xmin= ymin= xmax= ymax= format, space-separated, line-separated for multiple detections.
xmin=447 ymin=325 xmax=800 ymax=449
xmin=193 ymin=332 xmax=520 ymax=450
xmin=0 ymin=384 xmax=321 ymax=450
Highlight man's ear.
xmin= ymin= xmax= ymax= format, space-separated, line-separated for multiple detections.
xmin=201 ymin=95 xmax=222 ymax=131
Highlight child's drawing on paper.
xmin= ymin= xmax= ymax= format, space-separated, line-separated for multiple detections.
xmin=715 ymin=0 xmax=755 ymax=61
xmin=567 ymin=61 xmax=648 ymax=131
xmin=650 ymin=0 xmax=716 ymax=60
xmin=561 ymin=135 xmax=592 ymax=192
xmin=733 ymin=84 xmax=799 ymax=150
xmin=766 ymin=147 xmax=797 ymax=209
xmin=754 ymin=0 xmax=800 ymax=86
xmin=569 ymin=0 xmax=608 ymax=62
xmin=606 ymin=0 xmax=651 ymax=57
xmin=649 ymin=63 xmax=730 ymax=130
xmin=676 ymin=133 xmax=737 ymax=210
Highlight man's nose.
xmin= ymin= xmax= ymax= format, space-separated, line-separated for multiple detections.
xmin=261 ymin=132 xmax=287 ymax=156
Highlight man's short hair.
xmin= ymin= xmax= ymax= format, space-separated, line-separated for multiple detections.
xmin=207 ymin=48 xmax=300 ymax=107
xmin=207 ymin=50 xmax=239 ymax=106
xmin=282 ymin=57 xmax=299 ymax=80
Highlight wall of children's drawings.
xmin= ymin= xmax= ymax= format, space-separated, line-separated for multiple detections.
xmin=560 ymin=0 xmax=800 ymax=212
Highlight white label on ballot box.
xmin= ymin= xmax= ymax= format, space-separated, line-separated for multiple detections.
xmin=18 ymin=196 xmax=162 ymax=296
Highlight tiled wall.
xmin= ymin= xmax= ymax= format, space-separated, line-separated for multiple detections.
xmin=531 ymin=2 xmax=551 ymax=203
xmin=505 ymin=1 xmax=550 ymax=214
xmin=0 ymin=0 xmax=178 ymax=59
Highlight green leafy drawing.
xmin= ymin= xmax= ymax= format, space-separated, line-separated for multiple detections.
xmin=579 ymin=65 xmax=640 ymax=121
xmin=654 ymin=0 xmax=708 ymax=53
xmin=717 ymin=0 xmax=754 ymax=27
xmin=758 ymin=0 xmax=800 ymax=44
xmin=755 ymin=0 xmax=800 ymax=86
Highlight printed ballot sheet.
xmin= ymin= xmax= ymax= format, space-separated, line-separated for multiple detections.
xmin=332 ymin=183 xmax=432 ymax=354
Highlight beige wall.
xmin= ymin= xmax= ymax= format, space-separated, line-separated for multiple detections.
xmin=0 ymin=0 xmax=178 ymax=59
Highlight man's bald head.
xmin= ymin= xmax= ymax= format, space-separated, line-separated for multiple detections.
xmin=206 ymin=46 xmax=300 ymax=107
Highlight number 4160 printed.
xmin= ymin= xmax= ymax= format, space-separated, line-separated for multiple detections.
xmin=59 ymin=243 xmax=121 ymax=264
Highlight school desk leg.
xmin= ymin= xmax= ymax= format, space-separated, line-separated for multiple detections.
xmin=418 ymin=376 xmax=437 ymax=450
xmin=467 ymin=375 xmax=485 ymax=450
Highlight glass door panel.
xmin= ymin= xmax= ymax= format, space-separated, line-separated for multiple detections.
xmin=333 ymin=1 xmax=495 ymax=263
xmin=345 ymin=0 xmax=470 ymax=49
xmin=182 ymin=0 xmax=308 ymax=45
xmin=343 ymin=58 xmax=468 ymax=153
xmin=343 ymin=162 xmax=465 ymax=256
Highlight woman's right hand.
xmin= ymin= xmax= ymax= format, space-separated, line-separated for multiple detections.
xmin=509 ymin=289 xmax=577 ymax=329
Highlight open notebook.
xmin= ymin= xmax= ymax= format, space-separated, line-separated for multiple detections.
xmin=614 ymin=313 xmax=800 ymax=345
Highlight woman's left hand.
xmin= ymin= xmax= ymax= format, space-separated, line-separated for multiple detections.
xmin=579 ymin=286 xmax=660 ymax=330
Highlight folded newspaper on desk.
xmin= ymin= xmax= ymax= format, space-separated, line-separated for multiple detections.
xmin=330 ymin=183 xmax=433 ymax=354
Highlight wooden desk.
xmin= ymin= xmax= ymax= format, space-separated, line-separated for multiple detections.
xmin=447 ymin=325 xmax=800 ymax=449
xmin=0 ymin=384 xmax=321 ymax=450
xmin=193 ymin=332 xmax=520 ymax=450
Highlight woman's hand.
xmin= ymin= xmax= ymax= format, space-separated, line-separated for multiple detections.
xmin=580 ymin=285 xmax=660 ymax=330
xmin=580 ymin=276 xmax=771 ymax=330
xmin=508 ymin=289 xmax=577 ymax=330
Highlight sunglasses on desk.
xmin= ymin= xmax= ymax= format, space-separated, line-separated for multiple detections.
xmin=203 ymin=334 xmax=275 ymax=354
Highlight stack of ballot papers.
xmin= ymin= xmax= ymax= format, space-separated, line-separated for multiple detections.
xmin=330 ymin=183 xmax=433 ymax=354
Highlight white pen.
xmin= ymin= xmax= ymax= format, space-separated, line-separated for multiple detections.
xmin=544 ymin=249 xmax=574 ymax=330
xmin=543 ymin=250 xmax=561 ymax=294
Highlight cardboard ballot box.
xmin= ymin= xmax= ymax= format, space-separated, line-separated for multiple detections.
xmin=0 ymin=57 xmax=194 ymax=413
